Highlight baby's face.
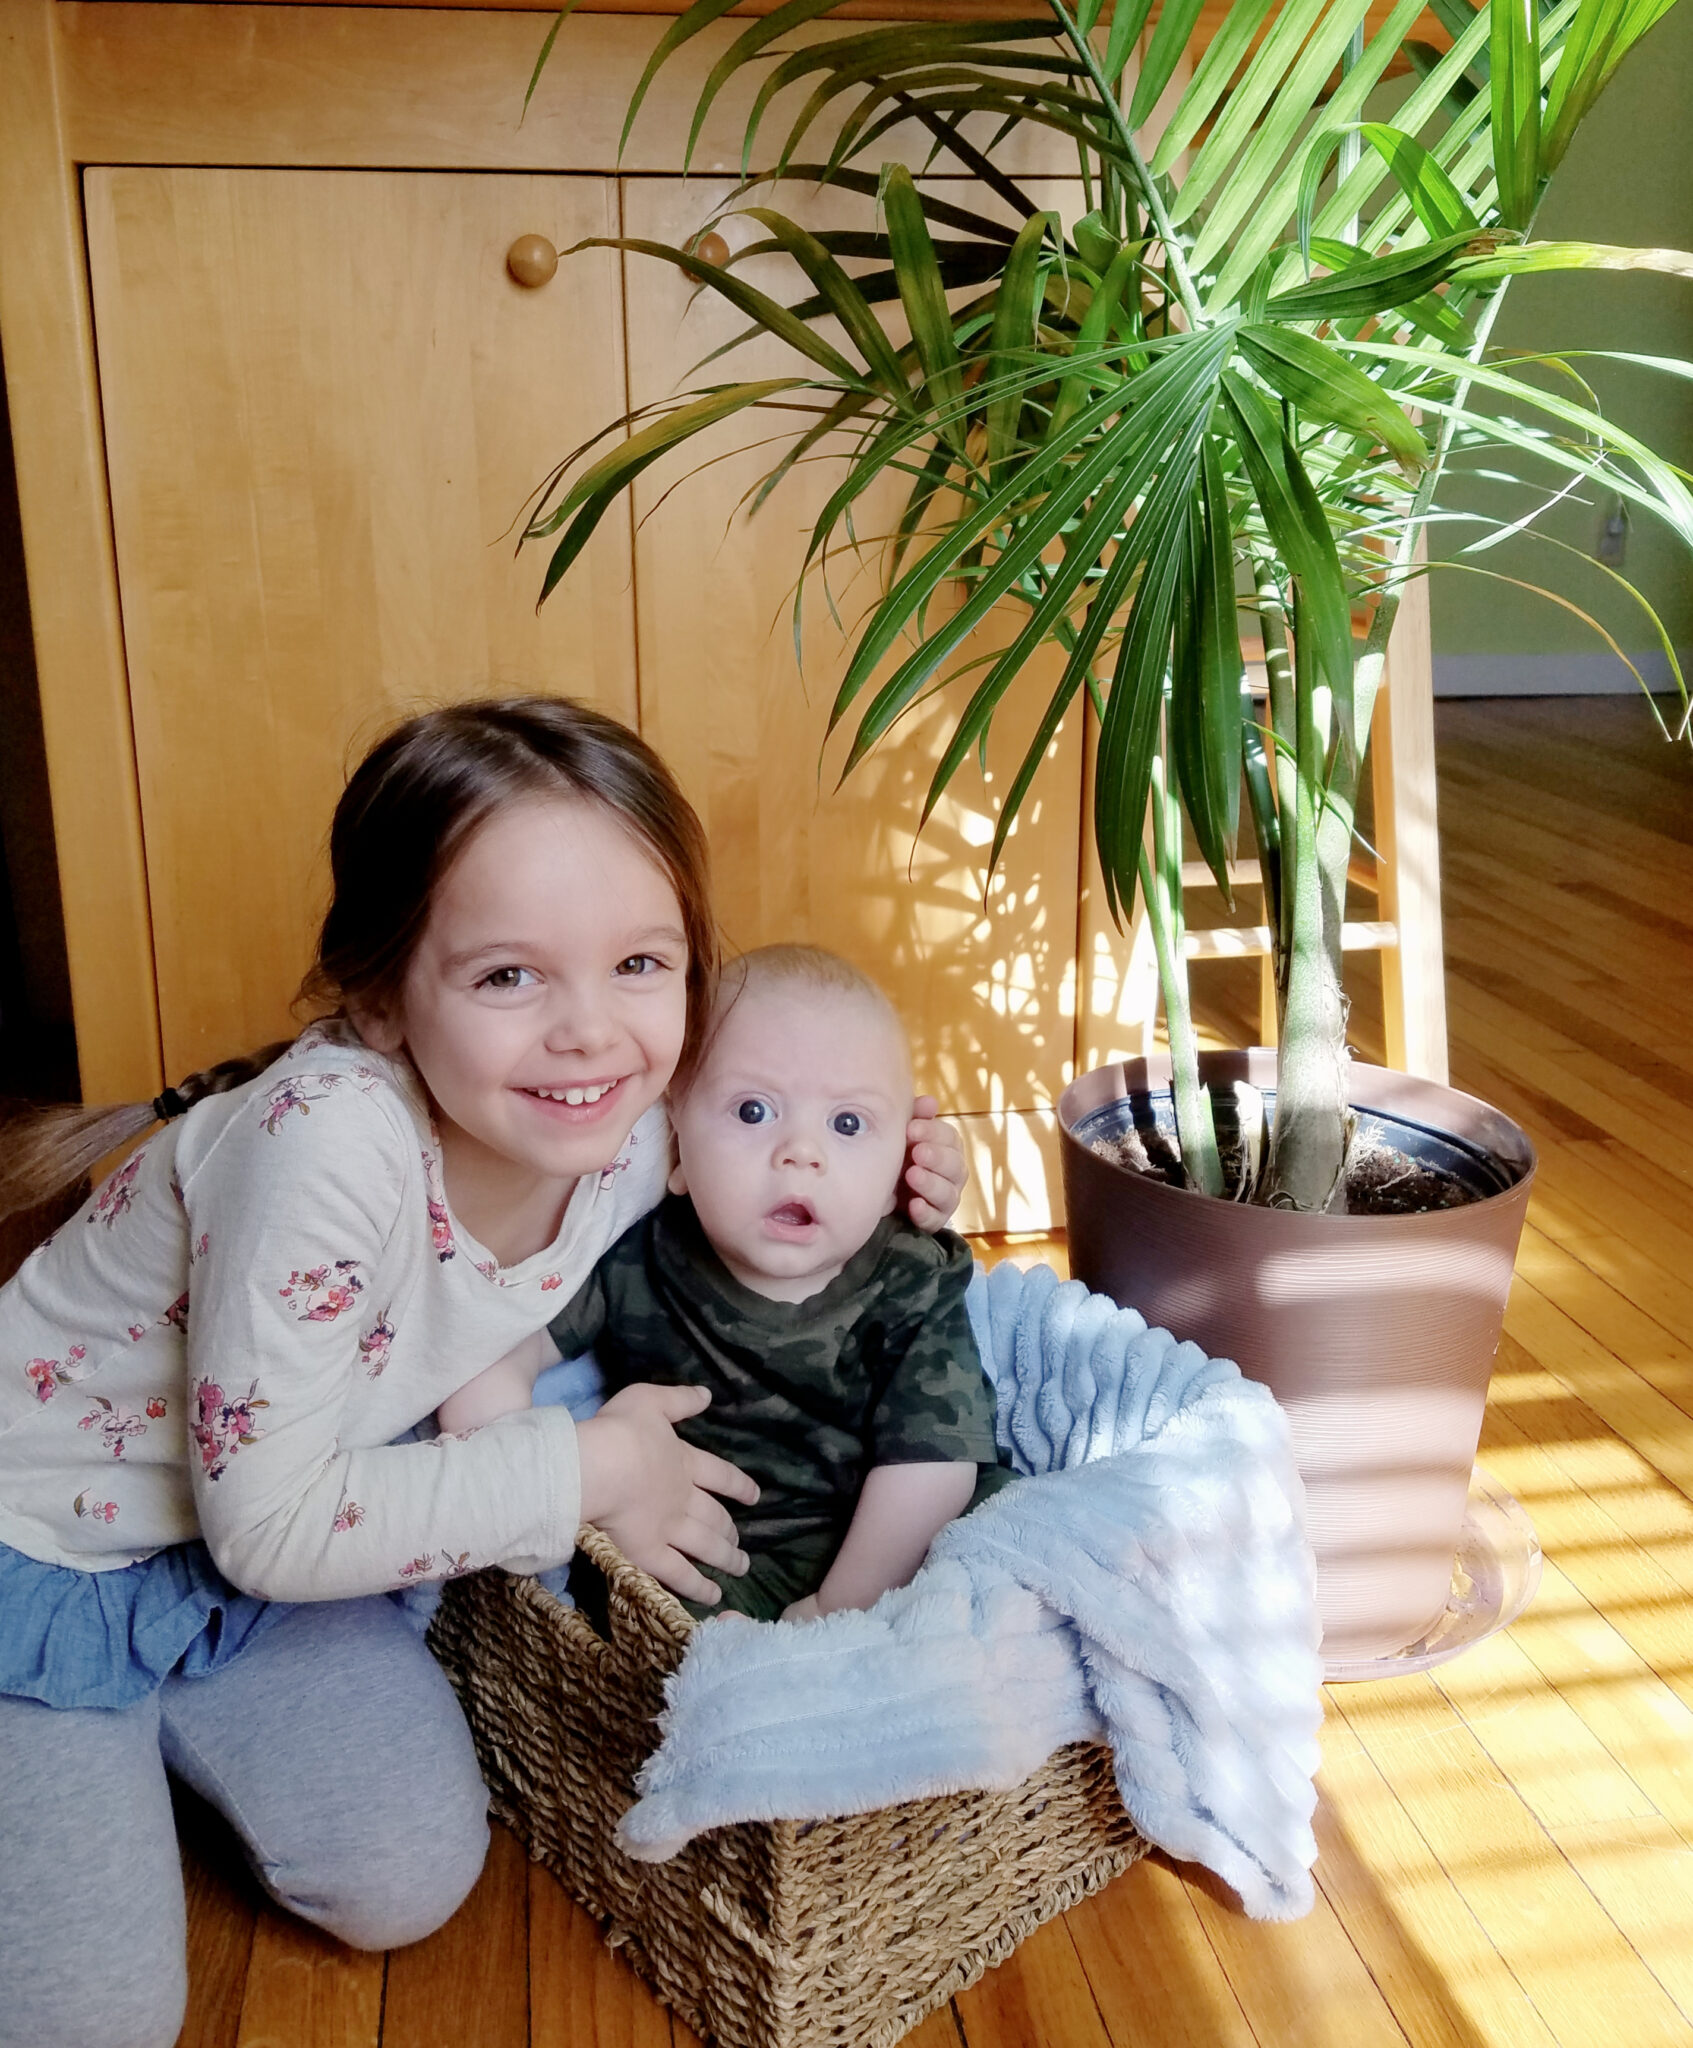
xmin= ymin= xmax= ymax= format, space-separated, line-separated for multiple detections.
xmin=670 ymin=984 xmax=912 ymax=1303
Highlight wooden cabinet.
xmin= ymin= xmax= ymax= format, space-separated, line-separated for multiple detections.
xmin=86 ymin=168 xmax=639 ymax=1074
xmin=0 ymin=0 xmax=1443 ymax=1230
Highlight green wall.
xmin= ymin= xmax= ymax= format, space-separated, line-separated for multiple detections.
xmin=1423 ymin=1 xmax=1693 ymax=683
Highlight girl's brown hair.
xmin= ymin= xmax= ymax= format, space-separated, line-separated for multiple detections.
xmin=0 ymin=696 xmax=717 ymax=1222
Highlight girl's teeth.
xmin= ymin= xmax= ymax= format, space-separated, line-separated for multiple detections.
xmin=534 ymin=1083 xmax=615 ymax=1105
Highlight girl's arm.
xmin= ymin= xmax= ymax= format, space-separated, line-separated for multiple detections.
xmin=436 ymin=1329 xmax=555 ymax=1435
xmin=904 ymin=1096 xmax=967 ymax=1231
xmin=781 ymin=1460 xmax=976 ymax=1621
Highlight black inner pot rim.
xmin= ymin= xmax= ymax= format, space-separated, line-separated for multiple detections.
xmin=1071 ymin=1089 xmax=1525 ymax=1201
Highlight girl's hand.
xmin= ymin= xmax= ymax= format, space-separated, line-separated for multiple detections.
xmin=904 ymin=1095 xmax=967 ymax=1231
xmin=575 ymin=1383 xmax=759 ymax=1606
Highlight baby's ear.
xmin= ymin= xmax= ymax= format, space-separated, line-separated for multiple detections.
xmin=668 ymin=1161 xmax=689 ymax=1197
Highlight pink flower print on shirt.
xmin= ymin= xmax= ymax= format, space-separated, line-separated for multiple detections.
xmin=169 ymin=1171 xmax=185 ymax=1209
xmin=257 ymin=1069 xmax=371 ymax=1135
xmin=397 ymin=1554 xmax=436 ymax=1580
xmin=421 ymin=1148 xmax=456 ymax=1263
xmin=25 ymin=1345 xmax=88 ymax=1403
xmin=442 ymin=1551 xmax=474 ymax=1580
xmin=73 ymin=1490 xmax=118 ymax=1524
xmin=599 ymin=1153 xmax=632 ymax=1192
xmin=357 ymin=1311 xmax=396 ymax=1379
xmin=189 ymin=1231 xmax=210 ymax=1264
xmin=159 ymin=1292 xmax=190 ymax=1335
xmin=333 ymin=1499 xmax=365 ymax=1533
xmin=190 ymin=1376 xmax=269 ymax=1481
xmin=90 ymin=1153 xmax=143 ymax=1226
xmin=127 ymin=1323 xmax=147 ymax=1343
xmin=278 ymin=1259 xmax=366 ymax=1323
xmin=146 ymin=1397 xmax=167 ymax=1419
xmin=540 ymin=1273 xmax=563 ymax=1292
xmin=78 ymin=1395 xmax=149 ymax=1459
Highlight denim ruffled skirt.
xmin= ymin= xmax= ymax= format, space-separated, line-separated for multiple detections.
xmin=0 ymin=1538 xmax=290 ymax=1709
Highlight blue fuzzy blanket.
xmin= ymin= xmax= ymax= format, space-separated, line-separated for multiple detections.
xmin=535 ymin=1258 xmax=1323 ymax=1920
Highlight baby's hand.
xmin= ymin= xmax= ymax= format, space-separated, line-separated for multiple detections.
xmin=904 ymin=1094 xmax=967 ymax=1232
xmin=576 ymin=1383 xmax=759 ymax=1606
xmin=780 ymin=1594 xmax=823 ymax=1624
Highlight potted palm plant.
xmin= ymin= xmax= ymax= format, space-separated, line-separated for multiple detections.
xmin=522 ymin=0 xmax=1691 ymax=1660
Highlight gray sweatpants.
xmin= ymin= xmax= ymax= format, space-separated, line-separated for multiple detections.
xmin=0 ymin=1594 xmax=491 ymax=2048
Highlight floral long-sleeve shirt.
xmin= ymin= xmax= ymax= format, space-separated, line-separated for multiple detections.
xmin=0 ymin=1021 xmax=669 ymax=1599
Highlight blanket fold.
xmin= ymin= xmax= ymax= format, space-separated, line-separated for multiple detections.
xmin=613 ymin=1259 xmax=1324 ymax=1921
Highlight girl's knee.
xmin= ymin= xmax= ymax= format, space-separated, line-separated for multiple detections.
xmin=286 ymin=1786 xmax=490 ymax=1950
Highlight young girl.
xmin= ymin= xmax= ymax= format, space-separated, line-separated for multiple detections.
xmin=0 ymin=697 xmax=966 ymax=2048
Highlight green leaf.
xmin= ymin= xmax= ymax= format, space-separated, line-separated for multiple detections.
xmin=1238 ymin=324 xmax=1432 ymax=472
xmin=1221 ymin=370 xmax=1356 ymax=751
xmin=1152 ymin=0 xmax=1278 ymax=172
xmin=879 ymin=167 xmax=967 ymax=433
xmin=1170 ymin=433 xmax=1244 ymax=892
xmin=985 ymin=212 xmax=1058 ymax=479
xmin=533 ymin=380 xmax=808 ymax=601
xmin=522 ymin=4 xmax=582 ymax=120
xmin=1540 ymin=0 xmax=1677 ymax=176
xmin=1491 ymin=0 xmax=1543 ymax=229
xmin=1454 ymin=239 xmax=1693 ymax=281
xmin=1199 ymin=0 xmax=1435 ymax=305
xmin=832 ymin=325 xmax=1236 ymax=753
xmin=1357 ymin=122 xmax=1483 ymax=238
xmin=686 ymin=0 xmax=865 ymax=168
xmin=739 ymin=208 xmax=911 ymax=395
xmin=1095 ymin=489 xmax=1192 ymax=924
xmin=616 ymin=0 xmax=750 ymax=162
xmin=570 ymin=235 xmax=866 ymax=386
xmin=1130 ymin=0 xmax=1210 ymax=128
xmin=1264 ymin=228 xmax=1506 ymax=321
xmin=1103 ymin=0 xmax=1158 ymax=88
xmin=1170 ymin=0 xmax=1333 ymax=223
xmin=1049 ymin=240 xmax=1145 ymax=439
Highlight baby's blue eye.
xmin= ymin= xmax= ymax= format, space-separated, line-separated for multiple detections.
xmin=830 ymin=1111 xmax=863 ymax=1137
xmin=736 ymin=1099 xmax=772 ymax=1125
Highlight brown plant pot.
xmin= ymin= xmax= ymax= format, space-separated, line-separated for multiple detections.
xmin=1057 ymin=1050 xmax=1537 ymax=1664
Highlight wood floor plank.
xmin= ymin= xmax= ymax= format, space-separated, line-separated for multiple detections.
xmin=527 ymin=1865 xmax=676 ymax=2048
xmin=175 ymin=1791 xmax=260 ymax=2048
xmin=1182 ymin=1862 xmax=1410 ymax=2048
xmin=1514 ymin=1224 xmax=1693 ymax=1424
xmin=1502 ymin=1277 xmax=1693 ymax=1501
xmin=232 ymin=1914 xmax=384 ymax=2048
xmin=953 ymin=1916 xmax=1113 ymax=2048
xmin=1542 ymin=1817 xmax=1693 ymax=2028
xmin=1064 ymin=1857 xmax=1258 ymax=2048
xmin=1311 ymin=1703 xmax=1554 ymax=2048
xmin=380 ymin=1819 xmax=530 ymax=2046
xmin=1331 ymin=1677 xmax=1692 ymax=2046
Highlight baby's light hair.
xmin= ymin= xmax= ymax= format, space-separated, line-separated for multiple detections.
xmin=683 ymin=944 xmax=909 ymax=1093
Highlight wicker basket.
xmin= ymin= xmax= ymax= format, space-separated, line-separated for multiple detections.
xmin=429 ymin=1527 xmax=1145 ymax=2048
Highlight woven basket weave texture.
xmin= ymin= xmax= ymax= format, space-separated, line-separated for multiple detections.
xmin=429 ymin=1528 xmax=1145 ymax=2048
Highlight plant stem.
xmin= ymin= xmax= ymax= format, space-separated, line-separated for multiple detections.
xmin=1137 ymin=816 xmax=1223 ymax=1198
xmin=1262 ymin=604 xmax=1349 ymax=1211
xmin=1046 ymin=0 xmax=1207 ymax=329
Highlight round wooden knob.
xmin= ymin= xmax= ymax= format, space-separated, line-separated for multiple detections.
xmin=692 ymin=231 xmax=731 ymax=268
xmin=506 ymin=234 xmax=558 ymax=289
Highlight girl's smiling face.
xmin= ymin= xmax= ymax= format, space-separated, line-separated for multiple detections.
xmin=357 ymin=795 xmax=689 ymax=1240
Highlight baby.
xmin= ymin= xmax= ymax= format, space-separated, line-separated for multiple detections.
xmin=440 ymin=945 xmax=1005 ymax=1621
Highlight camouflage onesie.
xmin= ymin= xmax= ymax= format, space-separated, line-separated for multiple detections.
xmin=546 ymin=1194 xmax=1008 ymax=1620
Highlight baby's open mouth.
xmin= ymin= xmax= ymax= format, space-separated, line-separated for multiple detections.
xmin=768 ymin=1200 xmax=817 ymax=1230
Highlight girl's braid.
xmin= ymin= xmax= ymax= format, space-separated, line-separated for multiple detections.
xmin=0 ymin=1040 xmax=294 ymax=1224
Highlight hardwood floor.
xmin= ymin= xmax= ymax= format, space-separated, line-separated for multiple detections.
xmin=172 ymin=696 xmax=1693 ymax=2047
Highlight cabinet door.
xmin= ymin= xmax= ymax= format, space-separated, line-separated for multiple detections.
xmin=85 ymin=169 xmax=637 ymax=1076
xmin=620 ymin=178 xmax=1084 ymax=1229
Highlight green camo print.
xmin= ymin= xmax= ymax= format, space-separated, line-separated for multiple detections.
xmin=548 ymin=1194 xmax=1006 ymax=1619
